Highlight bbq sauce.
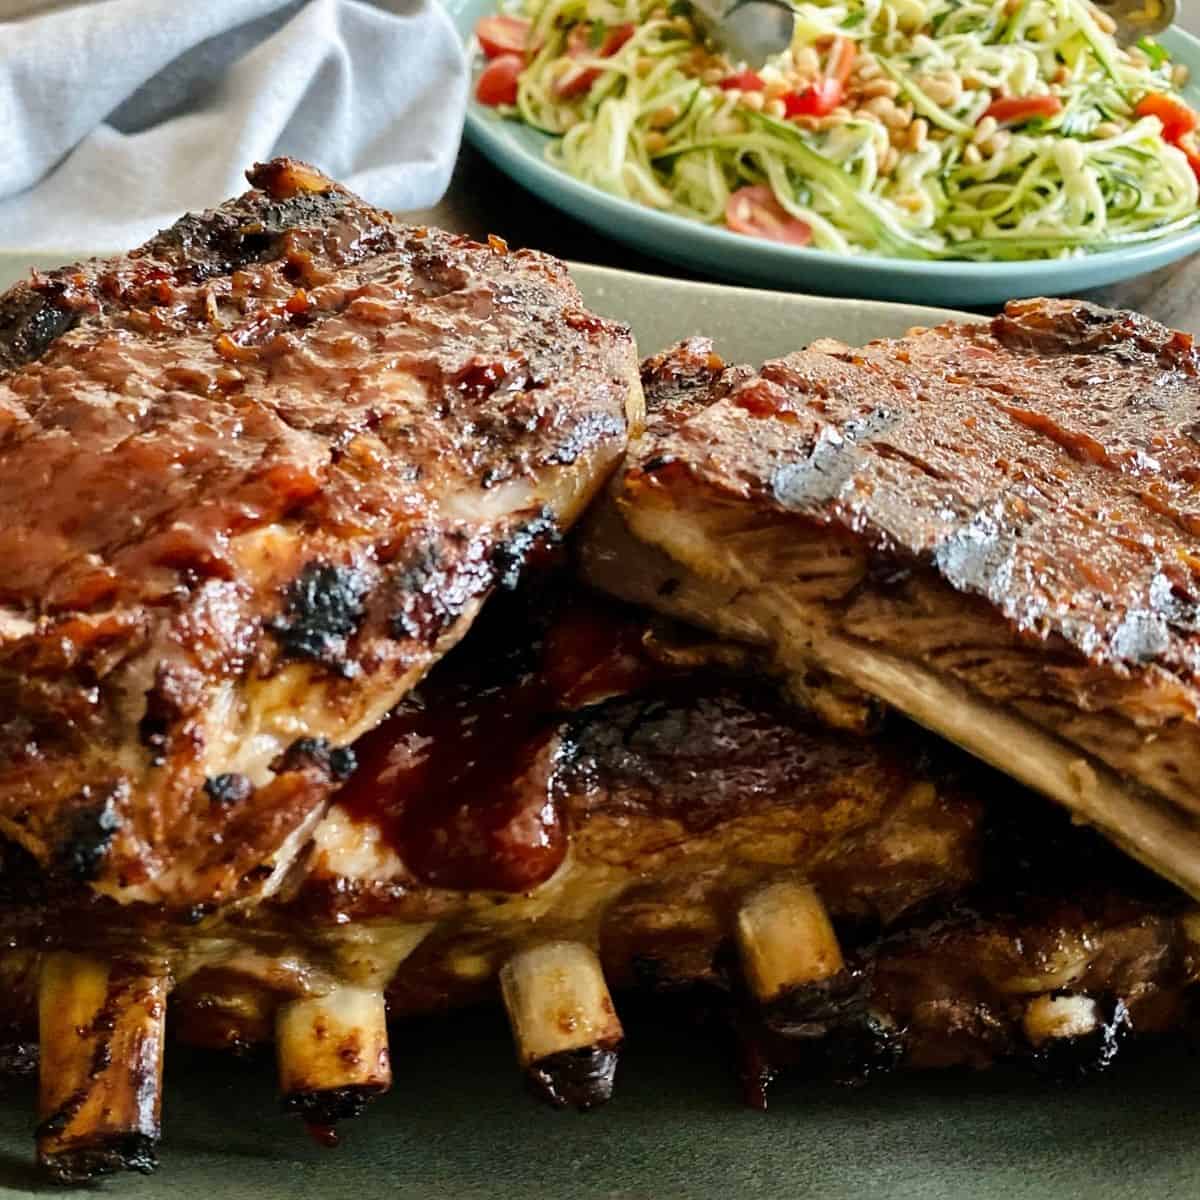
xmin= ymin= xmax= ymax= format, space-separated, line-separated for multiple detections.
xmin=334 ymin=587 xmax=667 ymax=894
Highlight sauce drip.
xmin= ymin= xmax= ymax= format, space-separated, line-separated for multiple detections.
xmin=334 ymin=589 xmax=670 ymax=893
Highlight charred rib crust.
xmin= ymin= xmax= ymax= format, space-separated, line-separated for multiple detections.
xmin=282 ymin=1084 xmax=385 ymax=1124
xmin=55 ymin=794 xmax=123 ymax=883
xmin=274 ymin=737 xmax=357 ymax=781
xmin=37 ymin=1134 xmax=158 ymax=1185
xmin=0 ymin=284 xmax=82 ymax=372
xmin=270 ymin=563 xmax=369 ymax=675
xmin=525 ymin=1041 xmax=621 ymax=1111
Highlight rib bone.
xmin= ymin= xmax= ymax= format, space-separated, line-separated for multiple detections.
xmin=1022 ymin=993 xmax=1100 ymax=1046
xmin=36 ymin=952 xmax=168 ymax=1184
xmin=276 ymin=984 xmax=391 ymax=1126
xmin=500 ymin=941 xmax=623 ymax=1110
xmin=737 ymin=881 xmax=844 ymax=1004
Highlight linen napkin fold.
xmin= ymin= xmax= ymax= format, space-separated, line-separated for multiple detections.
xmin=0 ymin=0 xmax=468 ymax=253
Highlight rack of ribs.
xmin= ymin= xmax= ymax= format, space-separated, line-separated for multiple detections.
xmin=581 ymin=319 xmax=1200 ymax=900
xmin=0 ymin=160 xmax=640 ymax=1179
xmin=0 ymin=574 xmax=1196 ymax=1180
xmin=0 ymin=157 xmax=641 ymax=909
xmin=3 ymin=162 xmax=1200 ymax=1185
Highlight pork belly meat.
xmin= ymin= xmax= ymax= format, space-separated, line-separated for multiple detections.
xmin=0 ymin=159 xmax=641 ymax=908
xmin=581 ymin=312 xmax=1200 ymax=897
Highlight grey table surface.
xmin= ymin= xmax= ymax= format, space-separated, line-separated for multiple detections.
xmin=408 ymin=7 xmax=1200 ymax=331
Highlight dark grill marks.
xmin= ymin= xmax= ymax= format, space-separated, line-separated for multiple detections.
xmin=274 ymin=737 xmax=357 ymax=781
xmin=270 ymin=563 xmax=369 ymax=675
xmin=54 ymin=793 xmax=123 ymax=883
xmin=202 ymin=774 xmax=253 ymax=807
xmin=0 ymin=286 xmax=82 ymax=373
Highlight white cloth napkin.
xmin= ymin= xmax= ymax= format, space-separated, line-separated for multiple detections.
xmin=0 ymin=0 xmax=468 ymax=253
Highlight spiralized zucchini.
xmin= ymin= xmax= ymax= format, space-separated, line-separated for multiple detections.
xmin=482 ymin=0 xmax=1200 ymax=260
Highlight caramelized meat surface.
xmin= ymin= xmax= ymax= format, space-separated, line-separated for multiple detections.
xmin=0 ymin=160 xmax=641 ymax=907
xmin=582 ymin=312 xmax=1200 ymax=898
xmin=0 ymin=580 xmax=1196 ymax=1183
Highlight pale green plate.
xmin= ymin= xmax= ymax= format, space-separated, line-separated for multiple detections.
xmin=0 ymin=256 xmax=1195 ymax=1197
xmin=451 ymin=0 xmax=1200 ymax=305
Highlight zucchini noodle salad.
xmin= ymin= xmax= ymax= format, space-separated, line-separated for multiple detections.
xmin=472 ymin=0 xmax=1200 ymax=259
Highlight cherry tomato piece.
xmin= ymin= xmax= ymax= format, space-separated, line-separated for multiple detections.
xmin=476 ymin=53 xmax=523 ymax=106
xmin=780 ymin=37 xmax=855 ymax=118
xmin=981 ymin=95 xmax=1063 ymax=124
xmin=782 ymin=78 xmax=843 ymax=118
xmin=725 ymin=185 xmax=813 ymax=245
xmin=721 ymin=70 xmax=765 ymax=91
xmin=555 ymin=22 xmax=636 ymax=98
xmin=475 ymin=15 xmax=538 ymax=59
xmin=1135 ymin=92 xmax=1199 ymax=144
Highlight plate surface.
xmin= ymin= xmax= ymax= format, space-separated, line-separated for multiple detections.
xmin=452 ymin=0 xmax=1200 ymax=305
xmin=0 ymin=258 xmax=1196 ymax=1199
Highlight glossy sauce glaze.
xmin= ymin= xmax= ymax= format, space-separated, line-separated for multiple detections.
xmin=333 ymin=587 xmax=670 ymax=893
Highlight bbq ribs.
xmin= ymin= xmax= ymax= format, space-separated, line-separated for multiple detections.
xmin=0 ymin=159 xmax=641 ymax=909
xmin=582 ymin=314 xmax=1200 ymax=898
xmin=0 ymin=577 xmax=1195 ymax=1181
xmin=2 ymin=165 xmax=1200 ymax=1187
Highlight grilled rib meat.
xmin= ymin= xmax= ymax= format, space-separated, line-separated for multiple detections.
xmin=0 ymin=159 xmax=641 ymax=909
xmin=2 ymin=580 xmax=1198 ymax=1180
xmin=581 ymin=313 xmax=1200 ymax=898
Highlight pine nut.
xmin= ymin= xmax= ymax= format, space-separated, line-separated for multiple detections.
xmin=1093 ymin=120 xmax=1121 ymax=139
xmin=740 ymin=91 xmax=765 ymax=111
xmin=702 ymin=66 xmax=726 ymax=84
xmin=981 ymin=129 xmax=1011 ymax=156
xmin=973 ymin=115 xmax=998 ymax=144
xmin=919 ymin=73 xmax=962 ymax=108
xmin=644 ymin=131 xmax=669 ymax=154
xmin=880 ymin=144 xmax=899 ymax=174
xmin=648 ymin=103 xmax=681 ymax=128
xmin=856 ymin=57 xmax=883 ymax=81
xmin=1092 ymin=6 xmax=1117 ymax=33
xmin=765 ymin=97 xmax=787 ymax=118
xmin=865 ymin=95 xmax=898 ymax=121
xmin=765 ymin=79 xmax=790 ymax=99
xmin=1175 ymin=63 xmax=1191 ymax=87
xmin=861 ymin=77 xmax=901 ymax=99
xmin=907 ymin=117 xmax=929 ymax=151
xmin=794 ymin=46 xmax=820 ymax=75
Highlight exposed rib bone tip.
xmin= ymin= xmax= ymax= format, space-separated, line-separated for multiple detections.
xmin=36 ymin=952 xmax=168 ymax=1183
xmin=500 ymin=941 xmax=623 ymax=1111
xmin=1025 ymin=993 xmax=1130 ymax=1080
xmin=1023 ymin=993 xmax=1100 ymax=1046
xmin=736 ymin=880 xmax=845 ymax=1004
xmin=276 ymin=985 xmax=391 ymax=1128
